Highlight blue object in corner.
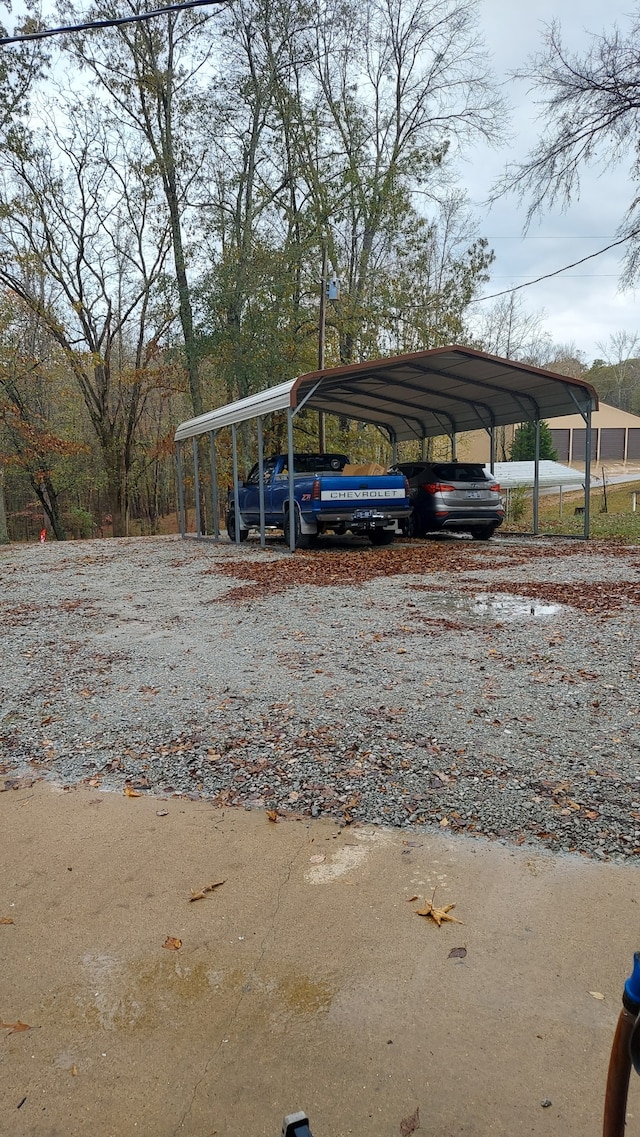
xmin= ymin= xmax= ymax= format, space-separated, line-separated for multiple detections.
xmin=624 ymin=952 xmax=640 ymax=1011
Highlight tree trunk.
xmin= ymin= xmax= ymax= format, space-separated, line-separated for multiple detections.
xmin=0 ymin=464 xmax=9 ymax=544
xmin=104 ymin=447 xmax=127 ymax=538
xmin=32 ymin=476 xmax=67 ymax=540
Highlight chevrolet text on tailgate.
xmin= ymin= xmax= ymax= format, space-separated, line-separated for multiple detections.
xmin=226 ymin=453 xmax=411 ymax=548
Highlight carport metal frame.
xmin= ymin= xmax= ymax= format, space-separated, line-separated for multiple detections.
xmin=174 ymin=346 xmax=598 ymax=550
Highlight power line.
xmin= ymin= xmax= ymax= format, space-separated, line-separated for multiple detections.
xmin=470 ymin=229 xmax=640 ymax=304
xmin=0 ymin=0 xmax=225 ymax=45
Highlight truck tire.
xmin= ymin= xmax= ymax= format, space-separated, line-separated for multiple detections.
xmin=370 ymin=528 xmax=395 ymax=546
xmin=226 ymin=509 xmax=248 ymax=542
xmin=283 ymin=506 xmax=310 ymax=550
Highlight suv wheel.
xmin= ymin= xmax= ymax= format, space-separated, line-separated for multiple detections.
xmin=470 ymin=525 xmax=496 ymax=541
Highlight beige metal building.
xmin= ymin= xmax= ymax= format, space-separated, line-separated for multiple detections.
xmin=459 ymin=402 xmax=640 ymax=469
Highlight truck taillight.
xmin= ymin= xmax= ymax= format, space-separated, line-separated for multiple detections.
xmin=312 ymin=478 xmax=321 ymax=500
xmin=422 ymin=482 xmax=455 ymax=493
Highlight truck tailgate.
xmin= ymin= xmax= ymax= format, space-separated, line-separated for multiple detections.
xmin=318 ymin=476 xmax=407 ymax=504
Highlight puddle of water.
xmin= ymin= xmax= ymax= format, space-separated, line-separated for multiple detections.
xmin=277 ymin=976 xmax=334 ymax=1016
xmin=41 ymin=958 xmax=335 ymax=1034
xmin=443 ymin=592 xmax=562 ymax=621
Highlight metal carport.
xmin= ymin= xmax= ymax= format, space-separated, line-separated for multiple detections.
xmin=174 ymin=346 xmax=599 ymax=549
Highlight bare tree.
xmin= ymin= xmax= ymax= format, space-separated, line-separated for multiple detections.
xmin=495 ymin=12 xmax=640 ymax=284
xmin=59 ymin=0 xmax=218 ymax=417
xmin=0 ymin=100 xmax=175 ymax=536
xmin=0 ymin=0 xmax=46 ymax=134
xmin=299 ymin=0 xmax=505 ymax=363
xmin=201 ymin=0 xmax=505 ymax=391
xmin=473 ymin=293 xmax=552 ymax=361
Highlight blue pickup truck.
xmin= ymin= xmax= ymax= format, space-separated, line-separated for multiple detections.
xmin=226 ymin=453 xmax=411 ymax=547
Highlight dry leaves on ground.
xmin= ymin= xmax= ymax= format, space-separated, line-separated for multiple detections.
xmin=400 ymin=1105 xmax=420 ymax=1135
xmin=0 ymin=917 xmax=15 ymax=925
xmin=0 ymin=1020 xmax=30 ymax=1032
xmin=415 ymin=889 xmax=463 ymax=928
xmin=124 ymin=786 xmax=143 ymax=798
xmin=162 ymin=936 xmax=182 ymax=951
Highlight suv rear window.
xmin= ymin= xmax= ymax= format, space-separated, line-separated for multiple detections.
xmin=430 ymin=463 xmax=489 ymax=481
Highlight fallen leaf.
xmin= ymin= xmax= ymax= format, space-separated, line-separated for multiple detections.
xmin=416 ymin=888 xmax=463 ymax=928
xmin=448 ymin=946 xmax=467 ymax=959
xmin=400 ymin=1105 xmax=420 ymax=1135
xmin=71 ymin=1065 xmax=78 ymax=1076
xmin=189 ymin=880 xmax=226 ymax=901
xmin=266 ymin=809 xmax=279 ymax=823
xmin=0 ymin=917 xmax=15 ymax=925
xmin=156 ymin=809 xmax=169 ymax=817
xmin=162 ymin=936 xmax=182 ymax=951
xmin=406 ymin=895 xmax=419 ymax=902
xmin=0 ymin=1020 xmax=29 ymax=1032
xmin=124 ymin=786 xmax=143 ymax=798
xmin=589 ymin=991 xmax=605 ymax=1000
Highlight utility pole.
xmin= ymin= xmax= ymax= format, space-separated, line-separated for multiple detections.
xmin=318 ymin=245 xmax=327 ymax=452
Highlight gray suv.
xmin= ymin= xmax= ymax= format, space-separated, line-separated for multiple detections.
xmin=390 ymin=461 xmax=504 ymax=540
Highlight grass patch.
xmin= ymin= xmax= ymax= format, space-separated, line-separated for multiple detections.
xmin=503 ymin=480 xmax=640 ymax=542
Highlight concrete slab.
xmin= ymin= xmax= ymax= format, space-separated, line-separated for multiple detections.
xmin=1 ymin=782 xmax=639 ymax=1137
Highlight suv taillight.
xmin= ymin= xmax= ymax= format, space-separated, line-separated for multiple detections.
xmin=422 ymin=482 xmax=455 ymax=493
xmin=312 ymin=478 xmax=321 ymax=501
xmin=490 ymin=483 xmax=501 ymax=493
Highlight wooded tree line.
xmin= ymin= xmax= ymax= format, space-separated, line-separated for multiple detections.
xmin=0 ymin=0 xmax=509 ymax=539
xmin=2 ymin=0 xmax=640 ymax=542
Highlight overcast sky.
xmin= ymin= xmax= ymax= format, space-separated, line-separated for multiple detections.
xmin=465 ymin=0 xmax=639 ymax=364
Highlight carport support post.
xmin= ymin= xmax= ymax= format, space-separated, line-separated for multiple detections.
xmin=287 ymin=407 xmax=295 ymax=551
xmin=584 ymin=405 xmax=592 ymax=539
xmin=176 ymin=441 xmax=186 ymax=538
xmin=257 ymin=416 xmax=266 ymax=548
xmin=209 ymin=431 xmax=219 ymax=539
xmin=489 ymin=427 xmax=495 ymax=473
xmin=192 ymin=436 xmax=202 ymax=537
xmin=451 ymin=434 xmax=457 ymax=460
xmin=231 ymin=424 xmax=241 ymax=545
xmin=533 ymin=419 xmax=540 ymax=535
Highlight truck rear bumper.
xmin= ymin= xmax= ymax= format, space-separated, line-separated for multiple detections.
xmin=308 ymin=508 xmax=410 ymax=530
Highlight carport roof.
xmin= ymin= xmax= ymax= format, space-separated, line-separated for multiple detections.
xmin=174 ymin=346 xmax=598 ymax=444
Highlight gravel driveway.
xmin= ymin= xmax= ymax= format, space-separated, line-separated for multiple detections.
xmin=1 ymin=533 xmax=639 ymax=861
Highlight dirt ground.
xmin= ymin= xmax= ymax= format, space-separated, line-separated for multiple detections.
xmin=1 ymin=780 xmax=640 ymax=1137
